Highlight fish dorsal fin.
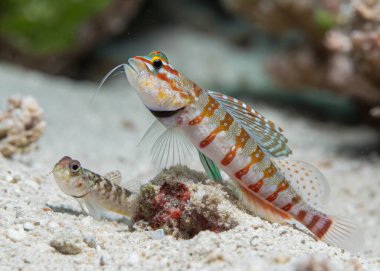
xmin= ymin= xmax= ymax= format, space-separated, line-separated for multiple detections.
xmin=139 ymin=120 xmax=196 ymax=169
xmin=207 ymin=90 xmax=291 ymax=158
xmin=272 ymin=158 xmax=330 ymax=210
xmin=123 ymin=179 xmax=143 ymax=194
xmin=104 ymin=171 xmax=122 ymax=185
xmin=103 ymin=171 xmax=141 ymax=194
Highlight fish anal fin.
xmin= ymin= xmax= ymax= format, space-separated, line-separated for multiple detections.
xmin=235 ymin=181 xmax=292 ymax=223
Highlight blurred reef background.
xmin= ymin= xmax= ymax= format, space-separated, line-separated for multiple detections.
xmin=1 ymin=0 xmax=380 ymax=128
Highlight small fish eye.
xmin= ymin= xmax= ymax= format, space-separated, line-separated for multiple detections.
xmin=70 ymin=161 xmax=80 ymax=172
xmin=152 ymin=59 xmax=163 ymax=70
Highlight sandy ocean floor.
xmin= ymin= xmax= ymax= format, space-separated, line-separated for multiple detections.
xmin=0 ymin=63 xmax=380 ymax=271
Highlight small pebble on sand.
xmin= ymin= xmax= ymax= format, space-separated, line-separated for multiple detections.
xmin=50 ymin=235 xmax=83 ymax=255
xmin=83 ymin=236 xmax=97 ymax=248
xmin=23 ymin=222 xmax=35 ymax=231
xmin=150 ymin=229 xmax=165 ymax=240
xmin=7 ymin=228 xmax=27 ymax=242
xmin=100 ymin=254 xmax=110 ymax=266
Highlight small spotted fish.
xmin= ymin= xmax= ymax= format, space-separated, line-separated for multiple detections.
xmin=102 ymin=51 xmax=360 ymax=250
xmin=53 ymin=156 xmax=140 ymax=221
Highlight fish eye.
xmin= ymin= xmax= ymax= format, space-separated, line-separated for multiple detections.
xmin=152 ymin=59 xmax=163 ymax=70
xmin=69 ymin=161 xmax=80 ymax=172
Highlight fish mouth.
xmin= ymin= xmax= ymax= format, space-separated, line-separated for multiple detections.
xmin=126 ymin=58 xmax=146 ymax=75
xmin=125 ymin=58 xmax=147 ymax=89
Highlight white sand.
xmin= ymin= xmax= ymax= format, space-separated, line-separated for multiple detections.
xmin=0 ymin=63 xmax=379 ymax=270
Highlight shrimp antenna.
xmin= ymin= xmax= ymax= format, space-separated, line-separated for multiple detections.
xmin=90 ymin=64 xmax=126 ymax=104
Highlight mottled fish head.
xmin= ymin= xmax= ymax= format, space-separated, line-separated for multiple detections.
xmin=125 ymin=51 xmax=201 ymax=113
xmin=53 ymin=156 xmax=89 ymax=198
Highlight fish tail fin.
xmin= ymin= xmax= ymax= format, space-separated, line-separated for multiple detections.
xmin=307 ymin=215 xmax=362 ymax=252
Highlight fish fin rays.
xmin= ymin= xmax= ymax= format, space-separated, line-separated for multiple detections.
xmin=103 ymin=170 xmax=141 ymax=193
xmin=272 ymin=159 xmax=330 ymax=210
xmin=138 ymin=120 xmax=167 ymax=148
xmin=104 ymin=170 xmax=122 ymax=185
xmin=123 ymin=179 xmax=143 ymax=194
xmin=321 ymin=216 xmax=362 ymax=252
xmin=207 ymin=90 xmax=291 ymax=158
xmin=140 ymin=120 xmax=197 ymax=169
xmin=75 ymin=198 xmax=88 ymax=215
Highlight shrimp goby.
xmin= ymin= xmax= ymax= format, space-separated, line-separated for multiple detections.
xmin=53 ymin=156 xmax=140 ymax=221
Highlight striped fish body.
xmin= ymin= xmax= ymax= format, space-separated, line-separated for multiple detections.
xmin=81 ymin=169 xmax=138 ymax=220
xmin=52 ymin=156 xmax=138 ymax=221
xmin=121 ymin=50 xmax=360 ymax=250
xmin=179 ymin=91 xmax=331 ymax=238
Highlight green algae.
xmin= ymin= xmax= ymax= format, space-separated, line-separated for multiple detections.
xmin=0 ymin=0 xmax=110 ymax=55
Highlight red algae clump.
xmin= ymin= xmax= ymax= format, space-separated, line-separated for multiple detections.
xmin=134 ymin=166 xmax=237 ymax=239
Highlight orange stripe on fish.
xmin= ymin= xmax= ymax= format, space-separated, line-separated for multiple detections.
xmin=200 ymin=113 xmax=234 ymax=148
xmin=237 ymin=181 xmax=293 ymax=221
xmin=266 ymin=179 xmax=289 ymax=202
xmin=235 ymin=149 xmax=267 ymax=180
xmin=297 ymin=210 xmax=307 ymax=221
xmin=315 ymin=219 xmax=332 ymax=238
xmin=189 ymin=96 xmax=219 ymax=126
xmin=307 ymin=215 xmax=320 ymax=230
xmin=248 ymin=179 xmax=263 ymax=193
xmin=281 ymin=203 xmax=293 ymax=212
xmin=221 ymin=146 xmax=237 ymax=166
xmin=163 ymin=65 xmax=179 ymax=76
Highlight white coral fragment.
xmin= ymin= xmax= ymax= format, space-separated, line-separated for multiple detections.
xmin=0 ymin=96 xmax=46 ymax=157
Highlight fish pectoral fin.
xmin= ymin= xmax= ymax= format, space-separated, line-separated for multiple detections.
xmin=138 ymin=120 xmax=197 ymax=169
xmin=83 ymin=196 xmax=128 ymax=221
xmin=104 ymin=170 xmax=122 ymax=185
xmin=198 ymin=151 xmax=223 ymax=183
xmin=207 ymin=90 xmax=291 ymax=158
xmin=75 ymin=198 xmax=88 ymax=215
xmin=235 ymin=180 xmax=293 ymax=223
xmin=271 ymin=158 xmax=330 ymax=210
xmin=140 ymin=120 xmax=196 ymax=169
xmin=138 ymin=120 xmax=166 ymax=148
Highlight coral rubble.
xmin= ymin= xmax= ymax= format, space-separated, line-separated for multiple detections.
xmin=134 ymin=166 xmax=237 ymax=239
xmin=0 ymin=96 xmax=46 ymax=157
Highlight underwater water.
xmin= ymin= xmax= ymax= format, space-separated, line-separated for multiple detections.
xmin=0 ymin=1 xmax=379 ymax=270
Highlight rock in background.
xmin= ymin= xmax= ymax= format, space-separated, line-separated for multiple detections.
xmin=0 ymin=0 xmax=143 ymax=77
